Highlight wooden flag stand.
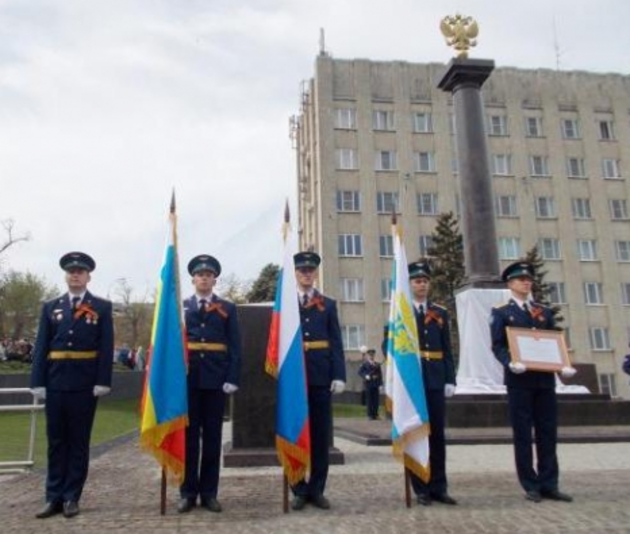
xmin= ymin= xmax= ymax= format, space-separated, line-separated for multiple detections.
xmin=160 ymin=469 xmax=167 ymax=515
xmin=282 ymin=474 xmax=289 ymax=513
xmin=404 ymin=468 xmax=411 ymax=508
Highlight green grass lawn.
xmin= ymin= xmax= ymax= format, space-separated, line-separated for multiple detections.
xmin=332 ymin=403 xmax=366 ymax=418
xmin=0 ymin=398 xmax=141 ymax=469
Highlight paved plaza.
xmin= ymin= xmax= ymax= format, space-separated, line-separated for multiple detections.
xmin=1 ymin=424 xmax=629 ymax=533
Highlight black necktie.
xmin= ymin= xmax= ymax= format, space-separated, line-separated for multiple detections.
xmin=71 ymin=296 xmax=80 ymax=310
xmin=418 ymin=305 xmax=425 ymax=323
xmin=302 ymin=293 xmax=309 ymax=307
xmin=199 ymin=298 xmax=207 ymax=315
xmin=523 ymin=303 xmax=529 ymax=314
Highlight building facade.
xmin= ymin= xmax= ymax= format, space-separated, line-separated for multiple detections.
xmin=294 ymin=53 xmax=630 ymax=399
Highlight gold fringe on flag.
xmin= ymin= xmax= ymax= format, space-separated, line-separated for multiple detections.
xmin=275 ymin=435 xmax=311 ymax=486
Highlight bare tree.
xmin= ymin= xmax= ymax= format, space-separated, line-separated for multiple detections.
xmin=0 ymin=219 xmax=30 ymax=257
xmin=112 ymin=278 xmax=153 ymax=348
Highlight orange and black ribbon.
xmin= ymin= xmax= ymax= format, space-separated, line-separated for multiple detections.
xmin=530 ymin=305 xmax=546 ymax=323
xmin=204 ymin=301 xmax=228 ymax=319
xmin=73 ymin=303 xmax=99 ymax=321
xmin=304 ymin=294 xmax=326 ymax=312
xmin=424 ymin=308 xmax=444 ymax=327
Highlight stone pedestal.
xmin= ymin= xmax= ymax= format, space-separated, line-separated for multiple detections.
xmin=223 ymin=303 xmax=344 ymax=467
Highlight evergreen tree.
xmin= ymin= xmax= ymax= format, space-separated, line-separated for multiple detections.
xmin=426 ymin=211 xmax=465 ymax=367
xmin=523 ymin=245 xmax=564 ymax=326
xmin=246 ymin=263 xmax=280 ymax=303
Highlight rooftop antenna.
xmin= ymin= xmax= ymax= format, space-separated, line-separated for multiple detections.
xmin=553 ymin=16 xmax=562 ymax=71
xmin=319 ymin=27 xmax=327 ymax=56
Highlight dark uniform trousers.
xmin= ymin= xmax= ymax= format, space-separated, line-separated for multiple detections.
xmin=490 ymin=299 xmax=559 ymax=493
xmin=409 ymin=302 xmax=456 ymax=498
xmin=180 ymin=295 xmax=241 ymax=501
xmin=30 ymin=291 xmax=114 ymax=505
xmin=291 ymin=291 xmax=346 ymax=499
xmin=357 ymin=361 xmax=382 ymax=419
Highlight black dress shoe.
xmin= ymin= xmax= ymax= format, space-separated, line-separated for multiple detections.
xmin=432 ymin=493 xmax=458 ymax=505
xmin=416 ymin=494 xmax=432 ymax=506
xmin=63 ymin=501 xmax=80 ymax=518
xmin=525 ymin=490 xmax=542 ymax=503
xmin=177 ymin=498 xmax=196 ymax=513
xmin=35 ymin=502 xmax=62 ymax=519
xmin=311 ymin=495 xmax=331 ymax=510
xmin=201 ymin=498 xmax=222 ymax=513
xmin=291 ymin=496 xmax=307 ymax=511
xmin=541 ymin=489 xmax=573 ymax=502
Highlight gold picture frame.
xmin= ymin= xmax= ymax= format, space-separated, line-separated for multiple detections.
xmin=506 ymin=327 xmax=571 ymax=372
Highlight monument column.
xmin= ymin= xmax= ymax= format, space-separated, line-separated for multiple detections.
xmin=436 ymin=15 xmax=507 ymax=392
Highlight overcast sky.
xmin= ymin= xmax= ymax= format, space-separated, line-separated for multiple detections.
xmin=1 ymin=0 xmax=629 ymax=299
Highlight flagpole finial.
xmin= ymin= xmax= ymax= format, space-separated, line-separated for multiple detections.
xmin=284 ymin=199 xmax=290 ymax=224
xmin=170 ymin=190 xmax=176 ymax=214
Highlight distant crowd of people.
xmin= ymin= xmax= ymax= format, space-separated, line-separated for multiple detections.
xmin=0 ymin=338 xmax=34 ymax=363
xmin=114 ymin=344 xmax=146 ymax=371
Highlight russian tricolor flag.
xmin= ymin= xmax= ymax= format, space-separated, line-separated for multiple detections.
xmin=265 ymin=205 xmax=310 ymax=484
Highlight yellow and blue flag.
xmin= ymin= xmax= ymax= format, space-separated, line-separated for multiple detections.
xmin=140 ymin=194 xmax=188 ymax=484
xmin=385 ymin=222 xmax=431 ymax=482
xmin=265 ymin=204 xmax=311 ymax=484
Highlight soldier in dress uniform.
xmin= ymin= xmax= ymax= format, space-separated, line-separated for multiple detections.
xmin=490 ymin=261 xmax=576 ymax=503
xmin=408 ymin=260 xmax=458 ymax=506
xmin=357 ymin=348 xmax=383 ymax=420
xmin=291 ymin=251 xmax=346 ymax=511
xmin=30 ymin=252 xmax=114 ymax=519
xmin=178 ymin=254 xmax=241 ymax=514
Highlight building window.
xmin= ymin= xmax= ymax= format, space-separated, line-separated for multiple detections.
xmin=566 ymin=157 xmax=586 ymax=178
xmin=598 ymin=120 xmax=615 ymax=141
xmin=621 ymin=283 xmax=630 ymax=305
xmin=525 ymin=116 xmax=543 ymax=137
xmin=602 ymin=158 xmax=621 ymax=179
xmin=589 ymin=327 xmax=610 ymax=350
xmin=538 ymin=238 xmax=561 ymax=260
xmin=372 ymin=110 xmax=395 ymax=131
xmin=610 ymin=199 xmax=629 ymax=220
xmin=615 ymin=241 xmax=630 ymax=262
xmin=535 ymin=197 xmax=556 ymax=218
xmin=577 ymin=239 xmax=598 ymax=261
xmin=451 ymin=155 xmax=459 ymax=175
xmin=599 ymin=373 xmax=617 ymax=396
xmin=561 ymin=119 xmax=580 ymax=139
xmin=338 ymin=234 xmax=363 ymax=257
xmin=529 ymin=155 xmax=550 ymax=177
xmin=414 ymin=151 xmax=436 ymax=173
xmin=419 ymin=235 xmax=434 ymax=256
xmin=487 ymin=115 xmax=508 ymax=136
xmin=375 ymin=150 xmax=397 ymax=171
xmin=417 ymin=193 xmax=438 ymax=215
xmin=571 ymin=198 xmax=592 ymax=219
xmin=339 ymin=278 xmax=364 ymax=302
xmin=376 ymin=191 xmax=399 ymax=214
xmin=381 ymin=278 xmax=392 ymax=302
xmin=336 ymin=190 xmax=361 ymax=212
xmin=335 ymin=108 xmax=356 ymax=129
xmin=342 ymin=324 xmax=366 ymax=350
xmin=379 ymin=235 xmax=394 ymax=257
xmin=584 ymin=282 xmax=604 ymax=305
xmin=492 ymin=154 xmax=513 ymax=175
xmin=495 ymin=195 xmax=517 ymax=217
xmin=498 ymin=237 xmax=521 ymax=260
xmin=336 ymin=148 xmax=358 ymax=170
xmin=412 ymin=112 xmax=433 ymax=133
xmin=548 ymin=282 xmax=567 ymax=304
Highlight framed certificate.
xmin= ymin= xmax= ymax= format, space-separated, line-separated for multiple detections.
xmin=506 ymin=327 xmax=571 ymax=372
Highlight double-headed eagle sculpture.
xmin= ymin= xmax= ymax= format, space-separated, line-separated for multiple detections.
xmin=440 ymin=14 xmax=479 ymax=58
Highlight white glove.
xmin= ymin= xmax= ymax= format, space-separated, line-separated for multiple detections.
xmin=560 ymin=366 xmax=577 ymax=378
xmin=93 ymin=385 xmax=111 ymax=397
xmin=444 ymin=384 xmax=456 ymax=398
xmin=330 ymin=380 xmax=345 ymax=394
xmin=365 ymin=375 xmax=371 ymax=381
xmin=508 ymin=362 xmax=527 ymax=374
xmin=222 ymin=383 xmax=239 ymax=394
xmin=378 ymin=385 xmax=384 ymax=394
xmin=31 ymin=387 xmax=46 ymax=400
